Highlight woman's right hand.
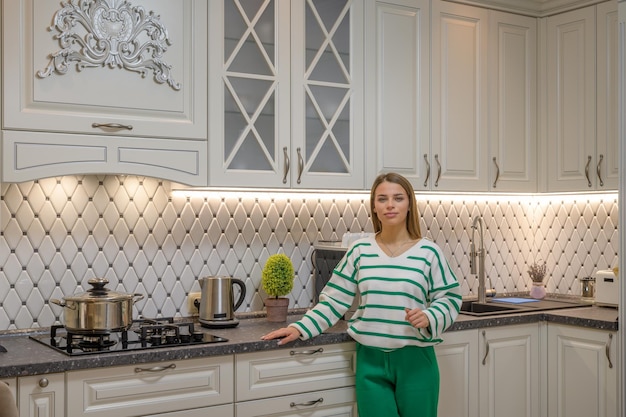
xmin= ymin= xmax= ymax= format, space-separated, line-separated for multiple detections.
xmin=261 ymin=326 xmax=301 ymax=345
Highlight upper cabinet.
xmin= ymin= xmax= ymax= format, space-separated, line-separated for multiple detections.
xmin=368 ymin=1 xmax=537 ymax=192
xmin=431 ymin=2 xmax=490 ymax=191
xmin=544 ymin=2 xmax=618 ymax=192
xmin=488 ymin=10 xmax=537 ymax=192
xmin=364 ymin=0 xmax=431 ymax=189
xmin=2 ymin=0 xmax=208 ymax=185
xmin=208 ymin=0 xmax=365 ymax=189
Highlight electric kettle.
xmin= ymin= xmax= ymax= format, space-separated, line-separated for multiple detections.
xmin=198 ymin=276 xmax=246 ymax=328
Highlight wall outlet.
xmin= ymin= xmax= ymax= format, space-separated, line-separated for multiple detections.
xmin=187 ymin=292 xmax=202 ymax=315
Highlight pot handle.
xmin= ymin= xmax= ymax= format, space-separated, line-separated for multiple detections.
xmin=50 ymin=298 xmax=66 ymax=307
xmin=50 ymin=299 xmax=76 ymax=310
xmin=133 ymin=294 xmax=145 ymax=303
xmin=232 ymin=279 xmax=247 ymax=311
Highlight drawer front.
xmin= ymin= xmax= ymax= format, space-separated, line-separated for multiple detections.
xmin=236 ymin=387 xmax=357 ymax=417
xmin=236 ymin=342 xmax=356 ymax=401
xmin=66 ymin=356 xmax=233 ymax=417
xmin=143 ymin=403 xmax=233 ymax=417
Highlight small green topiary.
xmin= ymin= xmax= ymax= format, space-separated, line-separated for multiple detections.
xmin=261 ymin=254 xmax=295 ymax=298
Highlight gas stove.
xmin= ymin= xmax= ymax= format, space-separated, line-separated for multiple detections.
xmin=30 ymin=317 xmax=228 ymax=356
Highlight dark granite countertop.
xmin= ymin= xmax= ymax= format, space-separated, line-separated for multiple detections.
xmin=0 ymin=305 xmax=618 ymax=379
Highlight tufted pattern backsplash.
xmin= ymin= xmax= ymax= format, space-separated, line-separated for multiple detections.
xmin=0 ymin=176 xmax=618 ymax=330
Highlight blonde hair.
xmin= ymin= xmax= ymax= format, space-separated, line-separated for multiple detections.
xmin=370 ymin=172 xmax=422 ymax=239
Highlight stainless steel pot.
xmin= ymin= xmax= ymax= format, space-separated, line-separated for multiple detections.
xmin=50 ymin=278 xmax=144 ymax=334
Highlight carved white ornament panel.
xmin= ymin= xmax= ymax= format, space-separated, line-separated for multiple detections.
xmin=37 ymin=0 xmax=181 ymax=90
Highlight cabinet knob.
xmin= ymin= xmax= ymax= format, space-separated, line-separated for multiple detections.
xmin=38 ymin=378 xmax=49 ymax=388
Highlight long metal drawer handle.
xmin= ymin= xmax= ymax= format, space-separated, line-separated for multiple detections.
xmin=606 ymin=333 xmax=613 ymax=369
xmin=92 ymin=123 xmax=133 ymax=131
xmin=282 ymin=147 xmax=290 ymax=184
xmin=290 ymin=347 xmax=324 ymax=356
xmin=290 ymin=398 xmax=323 ymax=407
xmin=423 ymin=154 xmax=430 ymax=187
xmin=596 ymin=154 xmax=604 ymax=187
xmin=296 ymin=147 xmax=304 ymax=184
xmin=492 ymin=157 xmax=500 ymax=188
xmin=584 ymin=155 xmax=592 ymax=187
xmin=434 ymin=154 xmax=441 ymax=187
xmin=135 ymin=363 xmax=176 ymax=373
xmin=481 ymin=330 xmax=489 ymax=365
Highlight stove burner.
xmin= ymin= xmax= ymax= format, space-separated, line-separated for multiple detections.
xmin=31 ymin=318 xmax=228 ymax=356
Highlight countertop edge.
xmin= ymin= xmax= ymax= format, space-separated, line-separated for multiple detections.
xmin=0 ymin=306 xmax=618 ymax=378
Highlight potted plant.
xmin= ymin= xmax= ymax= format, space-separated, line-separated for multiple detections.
xmin=261 ymin=254 xmax=295 ymax=322
xmin=528 ymin=260 xmax=547 ymax=299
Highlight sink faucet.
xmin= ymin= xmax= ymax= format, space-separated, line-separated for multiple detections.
xmin=470 ymin=216 xmax=487 ymax=304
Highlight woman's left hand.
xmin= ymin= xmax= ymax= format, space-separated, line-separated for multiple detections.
xmin=405 ymin=307 xmax=430 ymax=329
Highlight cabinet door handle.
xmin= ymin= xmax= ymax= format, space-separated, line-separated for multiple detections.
xmin=92 ymin=123 xmax=133 ymax=131
xmin=290 ymin=347 xmax=324 ymax=356
xmin=584 ymin=155 xmax=592 ymax=187
xmin=434 ymin=154 xmax=441 ymax=187
xmin=606 ymin=333 xmax=613 ymax=369
xmin=134 ymin=363 xmax=176 ymax=373
xmin=492 ymin=157 xmax=500 ymax=188
xmin=296 ymin=147 xmax=304 ymax=184
xmin=423 ymin=154 xmax=430 ymax=187
xmin=282 ymin=147 xmax=290 ymax=184
xmin=38 ymin=378 xmax=49 ymax=388
xmin=481 ymin=330 xmax=489 ymax=365
xmin=290 ymin=398 xmax=323 ymax=407
xmin=596 ymin=154 xmax=604 ymax=187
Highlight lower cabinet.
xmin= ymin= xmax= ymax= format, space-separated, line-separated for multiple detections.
xmin=435 ymin=329 xmax=479 ymax=417
xmin=437 ymin=323 xmax=540 ymax=417
xmin=66 ymin=356 xmax=233 ymax=417
xmin=547 ymin=324 xmax=618 ymax=417
xmin=478 ymin=324 xmax=540 ymax=417
xmin=235 ymin=387 xmax=357 ymax=417
xmin=17 ymin=373 xmax=64 ymax=417
xmin=235 ymin=342 xmax=357 ymax=416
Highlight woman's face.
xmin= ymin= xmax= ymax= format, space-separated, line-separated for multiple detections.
xmin=373 ymin=180 xmax=410 ymax=229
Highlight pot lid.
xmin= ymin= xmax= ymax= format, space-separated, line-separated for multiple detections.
xmin=64 ymin=278 xmax=134 ymax=302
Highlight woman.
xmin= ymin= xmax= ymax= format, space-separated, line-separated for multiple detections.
xmin=261 ymin=172 xmax=462 ymax=417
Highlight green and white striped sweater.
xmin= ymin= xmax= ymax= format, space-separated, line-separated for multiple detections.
xmin=291 ymin=236 xmax=462 ymax=350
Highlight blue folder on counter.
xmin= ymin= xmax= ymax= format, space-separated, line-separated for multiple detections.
xmin=491 ymin=297 xmax=540 ymax=304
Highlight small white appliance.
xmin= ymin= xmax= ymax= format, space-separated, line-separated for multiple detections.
xmin=594 ymin=269 xmax=619 ymax=307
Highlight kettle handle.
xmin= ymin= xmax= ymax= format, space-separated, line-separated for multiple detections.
xmin=232 ymin=278 xmax=247 ymax=311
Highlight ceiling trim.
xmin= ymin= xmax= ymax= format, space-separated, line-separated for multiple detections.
xmin=444 ymin=0 xmax=612 ymax=17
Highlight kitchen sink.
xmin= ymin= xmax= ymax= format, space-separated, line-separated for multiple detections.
xmin=459 ymin=297 xmax=593 ymax=316
xmin=460 ymin=301 xmax=523 ymax=315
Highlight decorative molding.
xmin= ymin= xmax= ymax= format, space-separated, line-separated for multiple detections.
xmin=37 ymin=0 xmax=181 ymax=90
xmin=445 ymin=0 xmax=609 ymax=17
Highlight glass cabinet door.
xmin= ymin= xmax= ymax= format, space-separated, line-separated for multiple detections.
xmin=210 ymin=0 xmax=363 ymax=188
xmin=293 ymin=0 xmax=364 ymax=188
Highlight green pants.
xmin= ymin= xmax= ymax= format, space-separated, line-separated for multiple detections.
xmin=355 ymin=343 xmax=439 ymax=417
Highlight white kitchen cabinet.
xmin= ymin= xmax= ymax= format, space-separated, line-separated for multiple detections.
xmin=430 ymin=2 xmax=489 ymax=191
xmin=235 ymin=342 xmax=356 ymax=401
xmin=235 ymin=342 xmax=356 ymax=415
xmin=208 ymin=0 xmax=364 ymax=189
xmin=435 ymin=329 xmax=479 ymax=417
xmin=235 ymin=387 xmax=357 ymax=417
xmin=479 ymin=324 xmax=540 ymax=417
xmin=65 ymin=356 xmax=233 ymax=417
xmin=487 ymin=11 xmax=537 ymax=192
xmin=368 ymin=2 xmax=537 ymax=193
xmin=2 ymin=0 xmax=208 ymax=186
xmin=547 ymin=324 xmax=618 ymax=417
xmin=364 ymin=0 xmax=430 ymax=189
xmin=544 ymin=2 xmax=618 ymax=192
xmin=437 ymin=323 xmax=540 ymax=417
xmin=17 ymin=373 xmax=64 ymax=417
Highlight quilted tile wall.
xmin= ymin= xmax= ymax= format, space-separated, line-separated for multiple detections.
xmin=0 ymin=176 xmax=619 ymax=330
